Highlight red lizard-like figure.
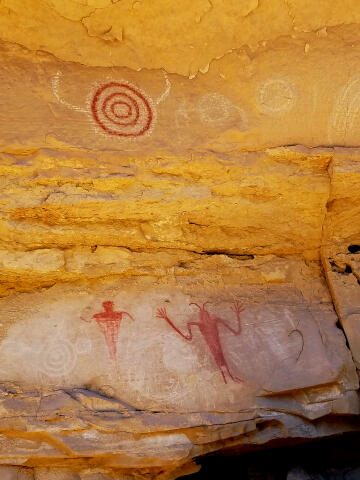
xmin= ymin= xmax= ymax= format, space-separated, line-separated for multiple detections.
xmin=82 ymin=301 xmax=134 ymax=361
xmin=156 ymin=301 xmax=244 ymax=384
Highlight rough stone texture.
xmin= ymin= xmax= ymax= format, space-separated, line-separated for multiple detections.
xmin=0 ymin=466 xmax=34 ymax=479
xmin=287 ymin=466 xmax=360 ymax=480
xmin=0 ymin=1 xmax=360 ymax=478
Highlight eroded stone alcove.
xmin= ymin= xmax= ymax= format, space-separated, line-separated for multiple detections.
xmin=0 ymin=1 xmax=360 ymax=479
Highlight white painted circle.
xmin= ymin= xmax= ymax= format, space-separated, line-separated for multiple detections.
xmin=197 ymin=92 xmax=237 ymax=126
xmin=257 ymin=79 xmax=296 ymax=115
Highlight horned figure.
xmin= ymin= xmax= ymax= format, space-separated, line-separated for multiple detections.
xmin=83 ymin=301 xmax=134 ymax=360
xmin=156 ymin=301 xmax=244 ymax=384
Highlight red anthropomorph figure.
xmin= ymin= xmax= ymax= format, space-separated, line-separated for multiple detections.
xmin=83 ymin=301 xmax=134 ymax=361
xmin=157 ymin=301 xmax=244 ymax=384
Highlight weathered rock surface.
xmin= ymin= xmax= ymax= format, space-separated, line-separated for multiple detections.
xmin=0 ymin=0 xmax=360 ymax=478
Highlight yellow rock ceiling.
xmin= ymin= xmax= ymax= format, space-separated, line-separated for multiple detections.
xmin=0 ymin=0 xmax=359 ymax=75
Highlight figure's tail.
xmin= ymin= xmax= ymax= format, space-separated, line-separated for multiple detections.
xmin=104 ymin=326 xmax=119 ymax=361
xmin=108 ymin=343 xmax=116 ymax=361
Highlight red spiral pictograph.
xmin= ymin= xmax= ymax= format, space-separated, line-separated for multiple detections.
xmin=91 ymin=82 xmax=153 ymax=137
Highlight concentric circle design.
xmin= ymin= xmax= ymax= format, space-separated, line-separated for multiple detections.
xmin=40 ymin=339 xmax=77 ymax=377
xmin=91 ymin=82 xmax=154 ymax=137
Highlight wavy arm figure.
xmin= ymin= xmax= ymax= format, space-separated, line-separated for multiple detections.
xmin=157 ymin=301 xmax=245 ymax=384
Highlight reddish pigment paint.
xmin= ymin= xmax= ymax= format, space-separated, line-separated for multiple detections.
xmin=156 ymin=301 xmax=244 ymax=384
xmin=91 ymin=82 xmax=153 ymax=137
xmin=88 ymin=301 xmax=134 ymax=360
xmin=110 ymin=101 xmax=132 ymax=119
xmin=102 ymin=92 xmax=139 ymax=126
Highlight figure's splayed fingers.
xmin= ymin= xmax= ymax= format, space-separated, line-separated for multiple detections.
xmin=156 ymin=307 xmax=168 ymax=319
xmin=231 ymin=301 xmax=245 ymax=315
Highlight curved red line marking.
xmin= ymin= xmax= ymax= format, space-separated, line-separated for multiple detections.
xmin=110 ymin=101 xmax=132 ymax=119
xmin=102 ymin=92 xmax=139 ymax=126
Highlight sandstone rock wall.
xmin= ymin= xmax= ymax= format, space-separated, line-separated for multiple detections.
xmin=0 ymin=1 xmax=360 ymax=478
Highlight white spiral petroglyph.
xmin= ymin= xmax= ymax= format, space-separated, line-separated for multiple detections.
xmin=40 ymin=339 xmax=77 ymax=377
